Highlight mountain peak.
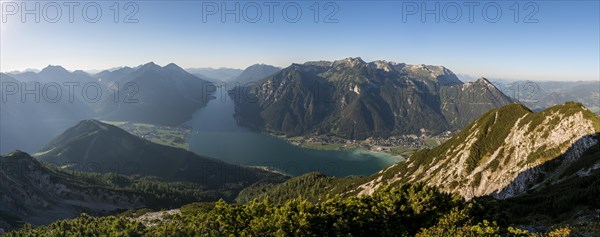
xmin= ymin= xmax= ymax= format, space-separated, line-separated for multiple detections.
xmin=368 ymin=60 xmax=403 ymax=73
xmin=3 ymin=150 xmax=31 ymax=159
xmin=235 ymin=64 xmax=281 ymax=82
xmin=75 ymin=119 xmax=108 ymax=129
xmin=332 ymin=57 xmax=366 ymax=68
xmin=38 ymin=120 xmax=135 ymax=155
xmin=302 ymin=61 xmax=333 ymax=67
xmin=40 ymin=65 xmax=69 ymax=73
xmin=72 ymin=70 xmax=90 ymax=76
xmin=475 ymin=77 xmax=493 ymax=84
xmin=244 ymin=63 xmax=279 ymax=70
xmin=1 ymin=150 xmax=40 ymax=167
xmin=464 ymin=77 xmax=500 ymax=90
xmin=164 ymin=62 xmax=183 ymax=70
xmin=116 ymin=66 xmax=133 ymax=72
xmin=163 ymin=63 xmax=189 ymax=74
xmin=135 ymin=62 xmax=163 ymax=74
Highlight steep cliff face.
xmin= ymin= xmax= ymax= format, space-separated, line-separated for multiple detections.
xmin=354 ymin=102 xmax=600 ymax=199
xmin=0 ymin=151 xmax=144 ymax=226
xmin=231 ymin=58 xmax=513 ymax=139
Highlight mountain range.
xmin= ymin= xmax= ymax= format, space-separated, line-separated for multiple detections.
xmin=1 ymin=63 xmax=216 ymax=153
xmin=0 ymin=73 xmax=95 ymax=154
xmin=95 ymin=62 xmax=216 ymax=125
xmin=8 ymin=65 xmax=97 ymax=84
xmin=2 ymin=99 xmax=599 ymax=235
xmin=94 ymin=66 xmax=136 ymax=85
xmin=231 ymin=57 xmax=513 ymax=139
xmin=3 ymin=59 xmax=599 ymax=235
xmin=5 ymin=102 xmax=597 ymax=235
xmin=494 ymin=80 xmax=600 ymax=114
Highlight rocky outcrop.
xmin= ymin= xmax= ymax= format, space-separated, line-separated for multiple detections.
xmin=353 ymin=102 xmax=600 ymax=199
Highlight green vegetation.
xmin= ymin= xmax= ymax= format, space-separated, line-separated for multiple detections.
xmin=287 ymin=136 xmax=304 ymax=141
xmin=0 ymin=151 xmax=286 ymax=231
xmin=5 ymin=103 xmax=600 ymax=235
xmin=371 ymin=102 xmax=599 ymax=189
xmin=9 ymin=181 xmax=591 ymax=236
xmin=235 ymin=172 xmax=363 ymax=204
xmin=74 ymin=172 xmax=238 ymax=207
xmin=6 ymin=148 xmax=600 ymax=236
xmin=280 ymin=134 xmax=439 ymax=157
xmin=179 ymin=202 xmax=215 ymax=216
xmin=36 ymin=120 xmax=283 ymax=190
xmin=384 ymin=105 xmax=529 ymax=180
xmin=301 ymin=142 xmax=353 ymax=151
xmin=5 ymin=183 xmax=534 ymax=237
xmin=391 ymin=146 xmax=420 ymax=157
xmin=101 ymin=120 xmax=189 ymax=149
xmin=424 ymin=138 xmax=442 ymax=148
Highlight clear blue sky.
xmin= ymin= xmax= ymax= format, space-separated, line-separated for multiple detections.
xmin=1 ymin=0 xmax=598 ymax=81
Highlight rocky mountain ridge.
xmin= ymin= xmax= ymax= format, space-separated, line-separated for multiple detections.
xmin=353 ymin=102 xmax=600 ymax=199
xmin=231 ymin=57 xmax=513 ymax=139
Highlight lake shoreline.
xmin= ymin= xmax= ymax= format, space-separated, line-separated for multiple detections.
xmin=264 ymin=132 xmax=407 ymax=162
xmin=262 ymin=131 xmax=454 ymax=162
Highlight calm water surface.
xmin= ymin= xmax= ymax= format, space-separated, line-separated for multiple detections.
xmin=186 ymin=86 xmax=400 ymax=176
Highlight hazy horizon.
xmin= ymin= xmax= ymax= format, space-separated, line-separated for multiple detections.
xmin=2 ymin=60 xmax=599 ymax=83
xmin=1 ymin=1 xmax=598 ymax=81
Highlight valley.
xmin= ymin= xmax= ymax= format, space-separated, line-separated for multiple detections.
xmin=184 ymin=86 xmax=401 ymax=177
xmin=1 ymin=60 xmax=599 ymax=236
xmin=3 ymin=101 xmax=599 ymax=236
xmin=2 ymin=1 xmax=598 ymax=235
xmin=101 ymin=118 xmax=447 ymax=160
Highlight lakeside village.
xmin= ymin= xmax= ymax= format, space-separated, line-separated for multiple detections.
xmin=280 ymin=131 xmax=455 ymax=157
xmin=105 ymin=120 xmax=454 ymax=158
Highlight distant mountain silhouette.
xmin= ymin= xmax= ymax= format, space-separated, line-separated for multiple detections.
xmin=234 ymin=64 xmax=281 ymax=82
xmin=96 ymin=62 xmax=216 ymax=125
